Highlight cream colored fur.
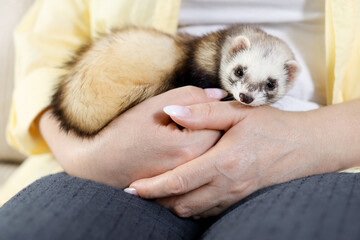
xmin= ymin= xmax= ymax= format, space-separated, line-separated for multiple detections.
xmin=194 ymin=32 xmax=219 ymax=75
xmin=54 ymin=25 xmax=299 ymax=136
xmin=59 ymin=28 xmax=185 ymax=134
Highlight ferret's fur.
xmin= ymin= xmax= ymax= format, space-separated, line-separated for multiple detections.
xmin=51 ymin=25 xmax=300 ymax=137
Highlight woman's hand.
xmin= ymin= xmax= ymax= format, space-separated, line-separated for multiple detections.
xmin=39 ymin=87 xmax=227 ymax=189
xmin=129 ymin=99 xmax=360 ymax=218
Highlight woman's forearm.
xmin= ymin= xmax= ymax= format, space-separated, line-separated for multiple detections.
xmin=306 ymin=99 xmax=360 ymax=171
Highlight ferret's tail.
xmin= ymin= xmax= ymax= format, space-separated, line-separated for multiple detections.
xmin=50 ymin=27 xmax=187 ymax=137
xmin=51 ymin=79 xmax=169 ymax=137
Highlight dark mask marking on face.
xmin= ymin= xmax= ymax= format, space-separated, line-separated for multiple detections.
xmin=265 ymin=83 xmax=280 ymax=103
xmin=266 ymin=93 xmax=275 ymax=100
xmin=247 ymin=84 xmax=258 ymax=92
xmin=233 ymin=66 xmax=247 ymax=79
xmin=248 ymin=82 xmax=265 ymax=92
xmin=234 ymin=67 xmax=244 ymax=78
xmin=266 ymin=78 xmax=277 ymax=91
xmin=229 ymin=77 xmax=236 ymax=85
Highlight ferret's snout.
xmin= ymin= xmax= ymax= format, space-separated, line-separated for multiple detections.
xmin=239 ymin=93 xmax=254 ymax=104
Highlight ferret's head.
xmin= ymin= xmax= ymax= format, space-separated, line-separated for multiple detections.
xmin=219 ymin=33 xmax=300 ymax=106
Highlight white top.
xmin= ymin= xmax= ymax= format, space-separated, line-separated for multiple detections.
xmin=178 ymin=0 xmax=326 ymax=111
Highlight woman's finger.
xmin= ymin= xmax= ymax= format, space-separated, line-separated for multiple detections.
xmin=129 ymin=151 xmax=219 ymax=199
xmin=151 ymin=86 xmax=227 ymax=108
xmin=163 ymin=101 xmax=251 ymax=131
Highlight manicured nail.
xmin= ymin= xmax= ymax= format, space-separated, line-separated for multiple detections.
xmin=124 ymin=188 xmax=138 ymax=196
xmin=163 ymin=105 xmax=191 ymax=117
xmin=204 ymin=88 xmax=228 ymax=99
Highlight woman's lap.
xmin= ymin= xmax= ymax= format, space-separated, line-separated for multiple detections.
xmin=0 ymin=172 xmax=360 ymax=240
xmin=203 ymin=172 xmax=360 ymax=240
xmin=0 ymin=173 xmax=204 ymax=240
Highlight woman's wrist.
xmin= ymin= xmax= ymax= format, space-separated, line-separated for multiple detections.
xmin=304 ymin=99 xmax=360 ymax=172
xmin=262 ymin=100 xmax=360 ymax=187
xmin=39 ymin=110 xmax=91 ymax=174
xmin=38 ymin=108 xmax=133 ymax=188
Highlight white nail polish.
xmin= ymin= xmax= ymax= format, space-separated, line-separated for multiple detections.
xmin=124 ymin=188 xmax=138 ymax=196
xmin=163 ymin=105 xmax=191 ymax=117
xmin=204 ymin=88 xmax=228 ymax=99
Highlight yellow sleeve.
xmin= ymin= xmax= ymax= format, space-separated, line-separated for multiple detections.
xmin=6 ymin=0 xmax=181 ymax=157
xmin=6 ymin=0 xmax=91 ymax=156
xmin=326 ymin=0 xmax=360 ymax=104
xmin=2 ymin=0 xmax=181 ymax=205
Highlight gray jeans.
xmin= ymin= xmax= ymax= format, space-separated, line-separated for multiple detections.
xmin=0 ymin=172 xmax=359 ymax=240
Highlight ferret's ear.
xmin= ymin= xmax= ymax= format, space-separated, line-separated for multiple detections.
xmin=230 ymin=36 xmax=251 ymax=55
xmin=285 ymin=60 xmax=300 ymax=82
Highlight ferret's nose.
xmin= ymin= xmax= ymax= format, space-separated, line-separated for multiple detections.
xmin=239 ymin=93 xmax=254 ymax=104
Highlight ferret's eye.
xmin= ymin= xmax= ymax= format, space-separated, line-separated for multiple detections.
xmin=266 ymin=78 xmax=277 ymax=91
xmin=234 ymin=67 xmax=244 ymax=78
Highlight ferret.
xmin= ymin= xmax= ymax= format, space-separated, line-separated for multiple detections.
xmin=51 ymin=25 xmax=300 ymax=137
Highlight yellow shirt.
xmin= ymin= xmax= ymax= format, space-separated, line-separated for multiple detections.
xmin=1 ymin=0 xmax=359 ymax=205
xmin=326 ymin=0 xmax=360 ymax=104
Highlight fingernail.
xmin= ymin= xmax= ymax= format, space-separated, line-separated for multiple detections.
xmin=124 ymin=188 xmax=138 ymax=196
xmin=163 ymin=105 xmax=191 ymax=118
xmin=204 ymin=88 xmax=228 ymax=99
